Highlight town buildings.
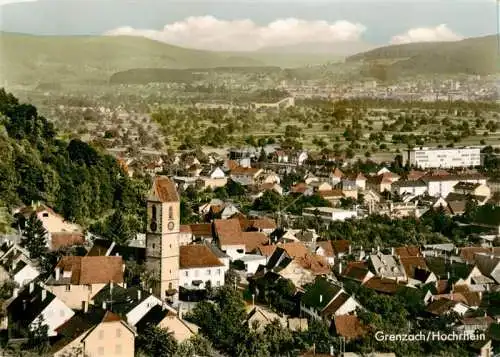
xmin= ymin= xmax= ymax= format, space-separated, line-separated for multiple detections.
xmin=408 ymin=147 xmax=481 ymax=169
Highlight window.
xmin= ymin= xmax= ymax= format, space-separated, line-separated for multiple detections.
xmin=65 ymin=285 xmax=71 ymax=292
xmin=98 ymin=330 xmax=104 ymax=340
xmin=152 ymin=243 xmax=156 ymax=249
xmin=206 ymin=269 xmax=211 ymax=276
xmin=116 ymin=328 xmax=121 ymax=338
xmin=185 ymin=271 xmax=189 ymax=277
xmin=216 ymin=280 xmax=220 ymax=286
xmin=98 ymin=347 xmax=104 ymax=356
xmin=152 ymin=205 xmax=157 ymax=221
xmin=217 ymin=269 xmax=221 ymax=276
xmin=169 ymin=206 xmax=173 ymax=219
xmin=115 ymin=345 xmax=122 ymax=355
xmin=87 ymin=284 xmax=92 ymax=292
xmin=168 ymin=282 xmax=173 ymax=290
xmin=42 ymin=213 xmax=49 ymax=218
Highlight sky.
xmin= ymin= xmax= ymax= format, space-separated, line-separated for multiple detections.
xmin=0 ymin=0 xmax=498 ymax=51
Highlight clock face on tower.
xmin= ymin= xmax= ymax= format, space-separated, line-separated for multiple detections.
xmin=168 ymin=222 xmax=174 ymax=231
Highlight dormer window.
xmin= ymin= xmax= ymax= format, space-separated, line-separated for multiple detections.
xmin=168 ymin=207 xmax=173 ymax=220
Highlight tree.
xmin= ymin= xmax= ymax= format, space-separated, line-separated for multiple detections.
xmin=21 ymin=213 xmax=47 ymax=259
xmin=25 ymin=315 xmax=49 ymax=354
xmin=137 ymin=325 xmax=178 ymax=357
xmin=175 ymin=334 xmax=214 ymax=357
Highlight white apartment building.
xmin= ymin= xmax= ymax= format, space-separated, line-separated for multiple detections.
xmin=408 ymin=147 xmax=481 ymax=169
xmin=303 ymin=207 xmax=357 ymax=222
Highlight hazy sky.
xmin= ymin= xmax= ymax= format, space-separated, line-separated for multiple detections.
xmin=0 ymin=0 xmax=498 ymax=50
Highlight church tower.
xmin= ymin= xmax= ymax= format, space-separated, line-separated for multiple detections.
xmin=146 ymin=176 xmax=180 ymax=303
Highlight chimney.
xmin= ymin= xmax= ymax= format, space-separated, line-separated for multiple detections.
xmin=83 ymin=300 xmax=89 ymax=313
xmin=447 ymin=272 xmax=450 ymax=280
xmin=391 ymin=247 xmax=395 ymax=256
xmin=55 ymin=267 xmax=61 ymax=281
xmin=122 ymin=264 xmax=126 ymax=272
xmin=377 ymin=246 xmax=380 ymax=253
xmin=41 ymin=289 xmax=47 ymax=301
xmin=137 ymin=290 xmax=142 ymax=301
xmin=123 ymin=282 xmax=127 ymax=289
xmin=102 ymin=301 xmax=107 ymax=310
xmin=348 ymin=245 xmax=352 ymax=254
xmin=13 ymin=288 xmax=19 ymax=298
xmin=29 ymin=282 xmax=34 ymax=294
xmin=338 ymin=262 xmax=342 ymax=275
xmin=319 ymin=294 xmax=323 ymax=304
xmin=149 ymin=288 xmax=153 ymax=294
xmin=22 ymin=300 xmax=27 ymax=311
xmin=479 ymin=291 xmax=483 ymax=300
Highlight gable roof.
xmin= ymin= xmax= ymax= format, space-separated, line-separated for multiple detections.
xmin=334 ymin=315 xmax=365 ymax=340
xmin=399 ymin=256 xmax=428 ymax=278
xmin=278 ymin=242 xmax=309 ymax=259
xmin=91 ymin=283 xmax=154 ymax=316
xmin=363 ymin=277 xmax=408 ymax=294
xmin=257 ymin=244 xmax=278 ymax=258
xmin=322 ymin=292 xmax=351 ymax=317
xmin=53 ymin=256 xmax=124 ymax=285
xmin=52 ymin=307 xmax=133 ymax=353
xmin=317 ymin=241 xmax=334 ymax=257
xmin=189 ymin=223 xmax=213 ymax=238
xmin=395 ymin=246 xmax=421 ymax=258
xmin=8 ymin=284 xmax=56 ymax=326
xmin=50 ymin=232 xmax=85 ymax=250
xmin=295 ymin=254 xmax=331 ymax=275
xmin=150 ymin=176 xmax=179 ymax=202
xmin=332 ymin=240 xmax=351 ymax=255
xmin=179 ymin=245 xmax=224 ymax=269
xmin=460 ymin=247 xmax=500 ymax=264
xmin=426 ymin=299 xmax=463 ymax=315
xmin=301 ymin=277 xmax=342 ymax=310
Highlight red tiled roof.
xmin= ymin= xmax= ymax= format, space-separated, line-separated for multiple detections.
xmin=363 ymin=277 xmax=407 ymax=294
xmin=318 ymin=190 xmax=344 ymax=199
xmin=179 ymin=245 xmax=224 ymax=269
xmin=189 ymin=223 xmax=213 ymax=238
xmin=56 ymin=256 xmax=124 ymax=285
xmin=295 ymin=254 xmax=330 ymax=275
xmin=150 ymin=176 xmax=179 ymax=202
xmin=241 ymin=232 xmax=269 ymax=252
xmin=50 ymin=232 xmax=85 ymax=250
xmin=180 ymin=225 xmax=192 ymax=234
xmin=332 ymin=240 xmax=350 ymax=255
xmin=395 ymin=246 xmax=421 ymax=258
xmin=278 ymin=242 xmax=309 ymax=259
xmin=215 ymin=219 xmax=243 ymax=245
xmin=332 ymin=168 xmax=344 ymax=178
xmin=460 ymin=247 xmax=500 ymax=263
xmin=399 ymin=256 xmax=428 ymax=278
xmin=334 ymin=315 xmax=365 ymax=340
xmin=102 ymin=311 xmax=122 ymax=323
xmin=257 ymin=244 xmax=278 ymax=257
xmin=249 ymin=218 xmax=277 ymax=230
xmin=231 ymin=166 xmax=260 ymax=176
xmin=291 ymin=183 xmax=308 ymax=194
xmin=407 ymin=170 xmax=427 ymax=181
xmin=317 ymin=241 xmax=334 ymax=257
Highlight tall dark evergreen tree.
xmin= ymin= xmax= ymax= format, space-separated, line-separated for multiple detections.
xmin=21 ymin=212 xmax=48 ymax=259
